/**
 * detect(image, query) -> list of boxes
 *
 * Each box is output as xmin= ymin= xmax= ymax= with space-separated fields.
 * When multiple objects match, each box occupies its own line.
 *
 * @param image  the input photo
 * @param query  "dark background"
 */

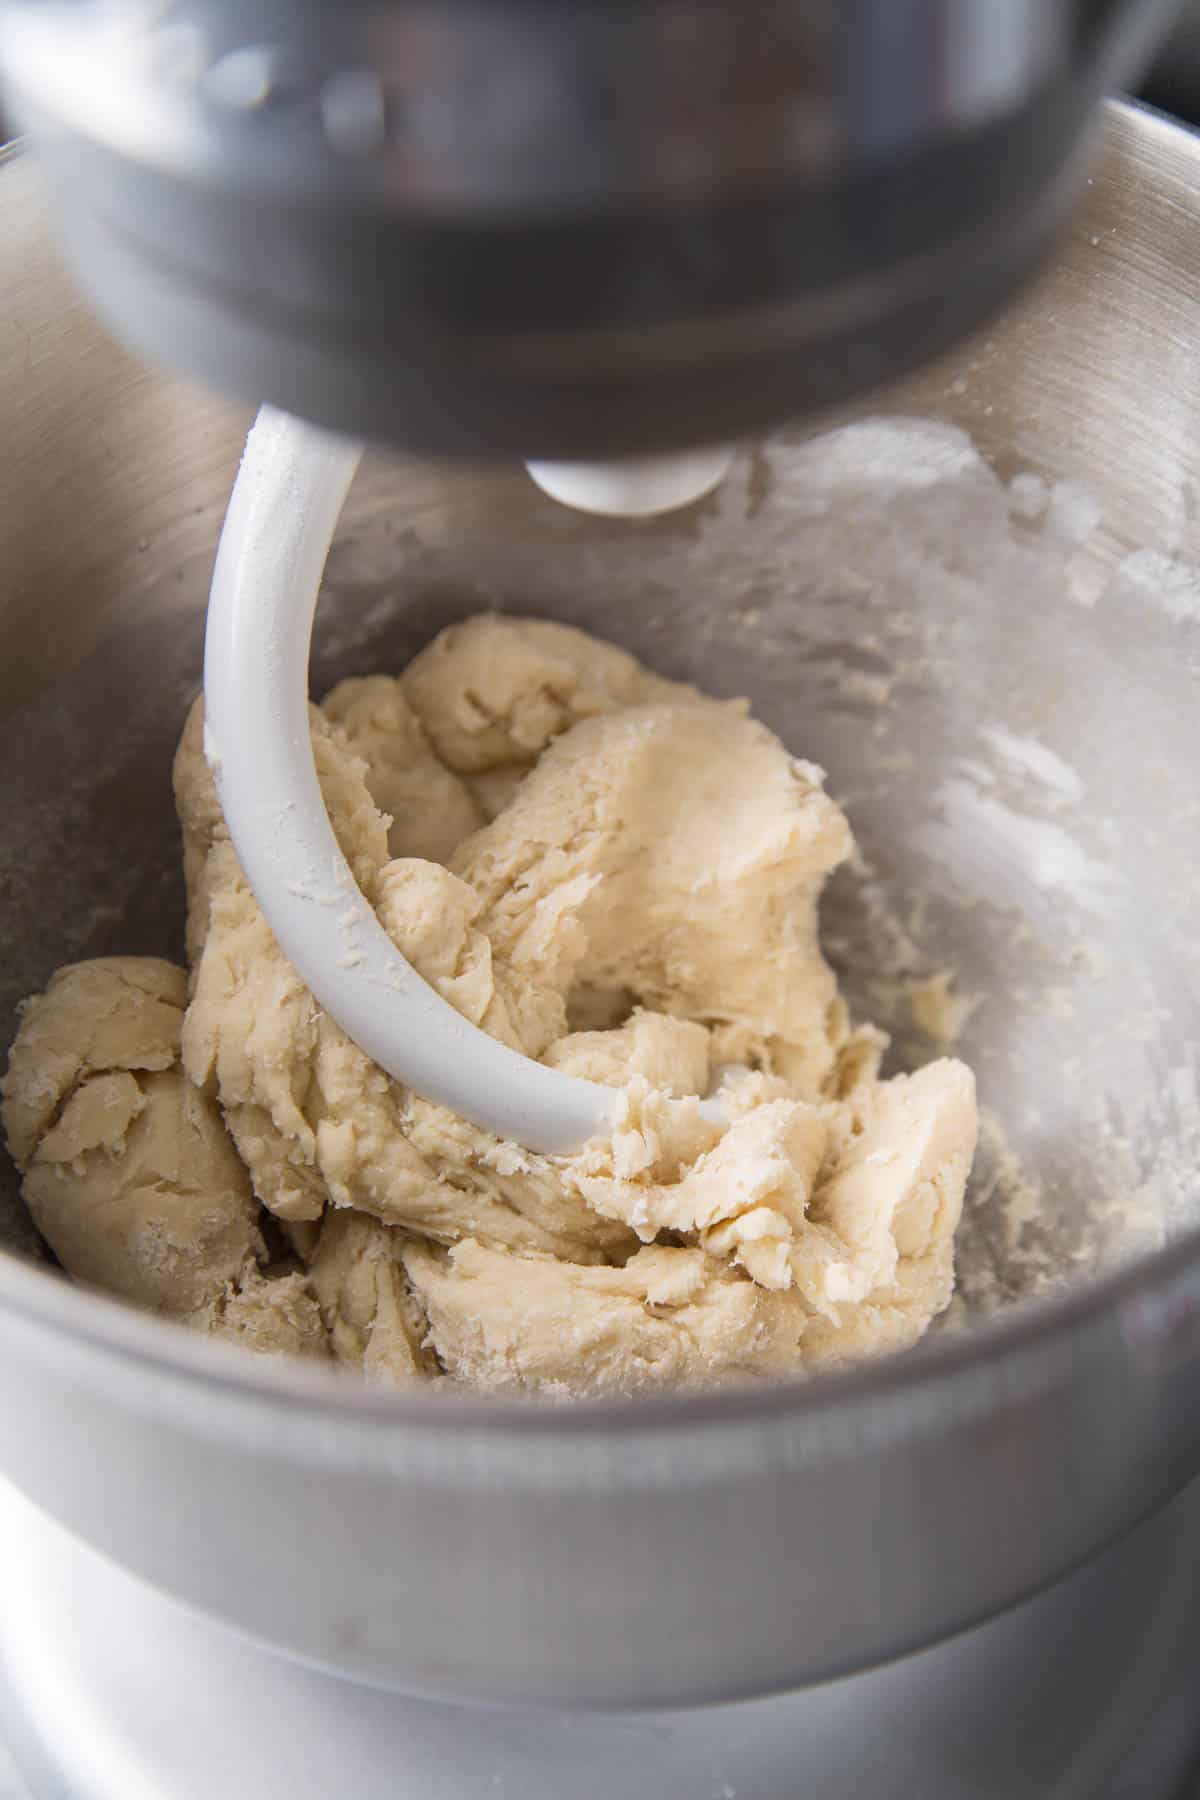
xmin=1142 ymin=7 xmax=1200 ymax=116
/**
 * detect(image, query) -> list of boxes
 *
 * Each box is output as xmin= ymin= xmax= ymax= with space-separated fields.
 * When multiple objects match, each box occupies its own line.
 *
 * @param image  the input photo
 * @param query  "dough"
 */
xmin=193 ymin=1268 xmax=330 ymax=1361
xmin=323 ymin=675 xmax=484 ymax=862
xmin=399 ymin=612 xmax=705 ymax=815
xmin=2 ymin=616 xmax=978 ymax=1395
xmin=449 ymin=700 xmax=856 ymax=1088
xmin=0 ymin=959 xmax=282 ymax=1323
xmin=307 ymin=1210 xmax=435 ymax=1382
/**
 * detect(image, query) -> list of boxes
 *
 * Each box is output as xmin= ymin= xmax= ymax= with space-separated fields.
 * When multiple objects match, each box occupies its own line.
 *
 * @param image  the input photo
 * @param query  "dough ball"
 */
xmin=22 ymin=1065 xmax=263 ymax=1316
xmin=2 ymin=958 xmax=186 ymax=1170
xmin=2 ymin=957 xmax=265 ymax=1316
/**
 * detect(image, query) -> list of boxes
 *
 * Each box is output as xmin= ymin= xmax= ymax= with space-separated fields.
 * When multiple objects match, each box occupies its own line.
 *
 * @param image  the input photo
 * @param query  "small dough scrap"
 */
xmin=401 ymin=1238 xmax=805 ymax=1398
xmin=322 ymin=674 xmax=484 ymax=863
xmin=194 ymin=1269 xmax=330 ymax=1360
xmin=308 ymin=1210 xmax=433 ymax=1383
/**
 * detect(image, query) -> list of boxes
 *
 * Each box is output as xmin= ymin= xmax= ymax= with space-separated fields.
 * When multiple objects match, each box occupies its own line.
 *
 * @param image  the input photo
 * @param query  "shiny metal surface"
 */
xmin=3 ymin=1472 xmax=1200 ymax=1798
xmin=0 ymin=1 xmax=1180 ymax=454
xmin=4 ymin=106 xmax=1200 ymax=1705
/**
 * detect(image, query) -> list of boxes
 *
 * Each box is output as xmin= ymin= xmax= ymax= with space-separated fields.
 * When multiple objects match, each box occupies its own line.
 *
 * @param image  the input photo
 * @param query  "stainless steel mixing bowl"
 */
xmin=4 ymin=102 xmax=1200 ymax=1708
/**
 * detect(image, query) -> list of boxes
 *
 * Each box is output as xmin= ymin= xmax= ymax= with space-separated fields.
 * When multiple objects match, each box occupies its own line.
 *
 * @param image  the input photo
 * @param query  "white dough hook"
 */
xmin=203 ymin=408 xmax=729 ymax=1153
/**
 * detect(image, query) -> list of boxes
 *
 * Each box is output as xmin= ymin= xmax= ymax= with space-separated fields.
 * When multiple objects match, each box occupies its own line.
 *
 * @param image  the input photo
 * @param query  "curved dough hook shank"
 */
xmin=1 ymin=616 xmax=978 ymax=1398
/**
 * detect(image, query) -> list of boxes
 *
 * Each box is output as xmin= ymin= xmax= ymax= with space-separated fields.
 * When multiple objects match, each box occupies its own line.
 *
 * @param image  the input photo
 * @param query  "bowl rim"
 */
xmin=2 ymin=98 xmax=1199 ymax=1453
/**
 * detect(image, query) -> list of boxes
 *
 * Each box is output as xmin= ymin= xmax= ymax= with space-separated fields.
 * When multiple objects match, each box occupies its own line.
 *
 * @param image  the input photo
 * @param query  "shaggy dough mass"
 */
xmin=1 ymin=616 xmax=978 ymax=1396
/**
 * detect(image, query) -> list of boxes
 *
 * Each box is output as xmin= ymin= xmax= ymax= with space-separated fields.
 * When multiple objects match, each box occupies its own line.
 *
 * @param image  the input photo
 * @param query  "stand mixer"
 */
xmin=0 ymin=0 xmax=1184 ymax=1150
xmin=7 ymin=5 xmax=1200 ymax=1798
xmin=4 ymin=0 xmax=1176 ymax=456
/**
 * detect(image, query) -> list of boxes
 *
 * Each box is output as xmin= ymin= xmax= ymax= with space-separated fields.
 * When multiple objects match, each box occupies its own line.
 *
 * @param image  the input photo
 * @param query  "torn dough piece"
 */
xmin=3 ymin=616 xmax=979 ymax=1396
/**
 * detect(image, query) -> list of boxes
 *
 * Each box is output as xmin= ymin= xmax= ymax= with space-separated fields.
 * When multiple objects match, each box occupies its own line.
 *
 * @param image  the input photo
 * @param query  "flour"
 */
xmin=728 ymin=414 xmax=1197 ymax=1321
xmin=1043 ymin=480 xmax=1104 ymax=548
xmin=1105 ymin=547 xmax=1200 ymax=622
xmin=917 ymin=780 xmax=1124 ymax=919
xmin=978 ymin=727 xmax=1086 ymax=810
